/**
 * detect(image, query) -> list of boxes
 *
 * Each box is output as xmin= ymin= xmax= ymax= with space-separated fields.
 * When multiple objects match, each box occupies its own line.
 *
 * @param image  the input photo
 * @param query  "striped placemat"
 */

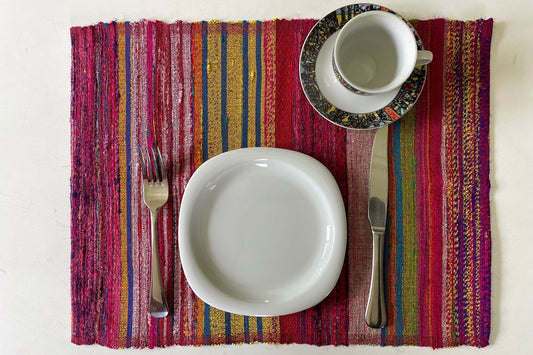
xmin=70 ymin=18 xmax=493 ymax=349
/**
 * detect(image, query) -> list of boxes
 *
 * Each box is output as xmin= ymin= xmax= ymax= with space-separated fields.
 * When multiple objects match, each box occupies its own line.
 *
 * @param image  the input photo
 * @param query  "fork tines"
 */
xmin=140 ymin=146 xmax=167 ymax=183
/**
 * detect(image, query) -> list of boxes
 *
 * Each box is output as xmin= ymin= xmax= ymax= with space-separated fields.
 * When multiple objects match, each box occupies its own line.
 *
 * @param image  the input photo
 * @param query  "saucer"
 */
xmin=299 ymin=3 xmax=427 ymax=129
xmin=178 ymin=148 xmax=347 ymax=316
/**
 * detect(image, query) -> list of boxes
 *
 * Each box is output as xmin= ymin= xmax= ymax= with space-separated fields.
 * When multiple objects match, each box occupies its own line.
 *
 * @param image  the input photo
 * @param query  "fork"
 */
xmin=141 ymin=146 xmax=169 ymax=318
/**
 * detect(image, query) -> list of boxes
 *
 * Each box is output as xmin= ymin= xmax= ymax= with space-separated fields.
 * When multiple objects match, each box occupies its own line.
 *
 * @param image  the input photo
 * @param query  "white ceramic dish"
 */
xmin=178 ymin=148 xmax=346 ymax=316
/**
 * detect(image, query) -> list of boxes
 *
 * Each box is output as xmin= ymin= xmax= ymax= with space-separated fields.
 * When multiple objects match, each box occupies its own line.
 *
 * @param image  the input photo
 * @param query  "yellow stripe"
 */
xmin=262 ymin=20 xmax=276 ymax=147
xmin=226 ymin=23 xmax=243 ymax=150
xmin=210 ymin=307 xmax=227 ymax=343
xmin=248 ymin=316 xmax=258 ymax=341
xmin=247 ymin=22 xmax=257 ymax=147
xmin=399 ymin=110 xmax=418 ymax=337
xmin=461 ymin=21 xmax=477 ymax=343
xmin=116 ymin=22 xmax=129 ymax=348
xmin=230 ymin=313 xmax=246 ymax=342
xmin=207 ymin=22 xmax=223 ymax=158
xmin=192 ymin=23 xmax=205 ymax=169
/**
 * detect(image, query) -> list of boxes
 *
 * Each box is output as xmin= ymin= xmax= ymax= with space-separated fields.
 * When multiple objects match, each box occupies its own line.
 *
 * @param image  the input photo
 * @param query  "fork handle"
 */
xmin=150 ymin=209 xmax=169 ymax=318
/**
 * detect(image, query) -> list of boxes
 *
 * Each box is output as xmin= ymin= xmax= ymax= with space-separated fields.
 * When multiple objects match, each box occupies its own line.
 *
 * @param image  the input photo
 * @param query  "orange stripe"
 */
xmin=247 ymin=22 xmax=258 ymax=147
xmin=116 ymin=22 xmax=129 ymax=348
xmin=262 ymin=20 xmax=276 ymax=147
xmin=461 ymin=20 xmax=477 ymax=344
xmin=190 ymin=22 xmax=206 ymax=345
xmin=443 ymin=20 xmax=462 ymax=345
xmin=192 ymin=22 xmax=205 ymax=169
xmin=206 ymin=21 xmax=223 ymax=158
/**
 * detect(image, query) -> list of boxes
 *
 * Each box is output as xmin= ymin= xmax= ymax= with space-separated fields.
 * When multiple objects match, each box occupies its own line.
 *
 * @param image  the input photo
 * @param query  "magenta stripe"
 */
xmin=94 ymin=24 xmax=105 ymax=345
xmin=181 ymin=22 xmax=197 ymax=346
xmin=425 ymin=19 xmax=446 ymax=348
xmin=129 ymin=22 xmax=142 ymax=346
xmin=476 ymin=20 xmax=492 ymax=347
xmin=169 ymin=21 xmax=183 ymax=343
xmin=146 ymin=21 xmax=155 ymax=148
xmin=134 ymin=21 xmax=152 ymax=348
xmin=413 ymin=20 xmax=433 ymax=346
xmin=141 ymin=21 xmax=153 ymax=347
xmin=71 ymin=25 xmax=98 ymax=345
xmin=414 ymin=98 xmax=430 ymax=346
xmin=154 ymin=20 xmax=172 ymax=347
xmin=103 ymin=22 xmax=121 ymax=348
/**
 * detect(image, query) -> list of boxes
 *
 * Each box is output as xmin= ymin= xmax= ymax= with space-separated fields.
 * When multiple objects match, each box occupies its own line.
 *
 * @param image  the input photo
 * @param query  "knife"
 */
xmin=365 ymin=125 xmax=388 ymax=329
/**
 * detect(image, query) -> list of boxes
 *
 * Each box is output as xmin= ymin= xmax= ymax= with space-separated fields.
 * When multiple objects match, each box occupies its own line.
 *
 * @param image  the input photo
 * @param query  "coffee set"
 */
xmin=300 ymin=3 xmax=432 ymax=129
xmin=163 ymin=3 xmax=433 ymax=328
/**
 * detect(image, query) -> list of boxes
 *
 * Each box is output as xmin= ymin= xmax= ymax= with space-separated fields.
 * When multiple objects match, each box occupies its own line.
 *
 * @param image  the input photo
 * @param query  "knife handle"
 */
xmin=365 ymin=230 xmax=386 ymax=328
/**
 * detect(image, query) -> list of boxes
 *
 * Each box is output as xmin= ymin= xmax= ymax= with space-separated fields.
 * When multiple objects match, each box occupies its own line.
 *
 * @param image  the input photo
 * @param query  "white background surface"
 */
xmin=1 ymin=0 xmax=531 ymax=354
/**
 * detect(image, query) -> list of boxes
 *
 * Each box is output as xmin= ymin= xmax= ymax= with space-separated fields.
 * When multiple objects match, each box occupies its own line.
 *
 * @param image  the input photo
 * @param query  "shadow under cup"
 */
xmin=333 ymin=11 xmax=420 ymax=95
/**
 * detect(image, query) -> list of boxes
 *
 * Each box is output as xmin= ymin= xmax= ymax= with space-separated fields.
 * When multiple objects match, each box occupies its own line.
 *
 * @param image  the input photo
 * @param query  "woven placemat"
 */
xmin=70 ymin=18 xmax=493 ymax=348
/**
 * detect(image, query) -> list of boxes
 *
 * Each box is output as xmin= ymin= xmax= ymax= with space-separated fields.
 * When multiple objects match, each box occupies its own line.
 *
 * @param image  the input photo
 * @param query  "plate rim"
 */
xmin=299 ymin=3 xmax=428 ymax=129
xmin=178 ymin=147 xmax=347 ymax=316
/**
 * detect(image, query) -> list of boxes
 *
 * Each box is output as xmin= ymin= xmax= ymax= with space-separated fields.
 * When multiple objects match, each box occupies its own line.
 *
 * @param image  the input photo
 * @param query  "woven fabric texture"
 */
xmin=70 ymin=18 xmax=493 ymax=348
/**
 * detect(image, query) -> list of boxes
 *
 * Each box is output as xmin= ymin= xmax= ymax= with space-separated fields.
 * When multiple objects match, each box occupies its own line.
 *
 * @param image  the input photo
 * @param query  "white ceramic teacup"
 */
xmin=333 ymin=10 xmax=433 ymax=95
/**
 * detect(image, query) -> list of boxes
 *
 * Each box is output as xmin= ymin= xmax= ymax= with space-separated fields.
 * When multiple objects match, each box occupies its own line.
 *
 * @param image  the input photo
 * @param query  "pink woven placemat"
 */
xmin=70 ymin=17 xmax=493 ymax=348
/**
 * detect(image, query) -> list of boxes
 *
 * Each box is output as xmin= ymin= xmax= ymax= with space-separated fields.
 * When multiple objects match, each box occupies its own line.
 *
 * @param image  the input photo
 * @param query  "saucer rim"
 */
xmin=299 ymin=3 xmax=428 ymax=130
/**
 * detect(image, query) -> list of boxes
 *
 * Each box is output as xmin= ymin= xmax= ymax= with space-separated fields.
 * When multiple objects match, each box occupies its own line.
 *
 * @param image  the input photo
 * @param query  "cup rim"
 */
xmin=333 ymin=10 xmax=418 ymax=95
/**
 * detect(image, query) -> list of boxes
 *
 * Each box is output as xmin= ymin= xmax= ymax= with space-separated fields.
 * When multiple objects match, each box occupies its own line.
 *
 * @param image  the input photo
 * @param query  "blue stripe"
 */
xmin=225 ymin=312 xmax=232 ymax=342
xmin=255 ymin=22 xmax=262 ymax=147
xmin=244 ymin=316 xmax=250 ymax=343
xmin=257 ymin=317 xmax=263 ymax=342
xmin=200 ymin=22 xmax=212 ymax=341
xmin=392 ymin=122 xmax=404 ymax=340
xmin=221 ymin=23 xmax=231 ymax=342
xmin=221 ymin=23 xmax=228 ymax=152
xmin=201 ymin=21 xmax=209 ymax=162
xmin=125 ymin=22 xmax=134 ymax=345
xmin=204 ymin=303 xmax=211 ymax=341
xmin=241 ymin=21 xmax=249 ymax=148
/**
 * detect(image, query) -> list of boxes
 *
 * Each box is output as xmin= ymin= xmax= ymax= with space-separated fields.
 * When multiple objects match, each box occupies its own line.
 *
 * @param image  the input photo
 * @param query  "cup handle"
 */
xmin=416 ymin=50 xmax=433 ymax=66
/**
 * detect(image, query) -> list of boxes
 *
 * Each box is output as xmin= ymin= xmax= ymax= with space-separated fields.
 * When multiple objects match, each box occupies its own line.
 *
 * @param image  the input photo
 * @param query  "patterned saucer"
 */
xmin=299 ymin=3 xmax=427 ymax=129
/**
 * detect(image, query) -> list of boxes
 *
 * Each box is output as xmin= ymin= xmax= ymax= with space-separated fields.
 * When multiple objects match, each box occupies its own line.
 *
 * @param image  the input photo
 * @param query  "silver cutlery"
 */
xmin=141 ymin=147 xmax=170 ymax=318
xmin=365 ymin=125 xmax=388 ymax=328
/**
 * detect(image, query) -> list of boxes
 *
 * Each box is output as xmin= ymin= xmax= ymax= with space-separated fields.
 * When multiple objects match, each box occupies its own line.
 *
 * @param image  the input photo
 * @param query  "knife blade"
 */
xmin=365 ymin=125 xmax=388 ymax=329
